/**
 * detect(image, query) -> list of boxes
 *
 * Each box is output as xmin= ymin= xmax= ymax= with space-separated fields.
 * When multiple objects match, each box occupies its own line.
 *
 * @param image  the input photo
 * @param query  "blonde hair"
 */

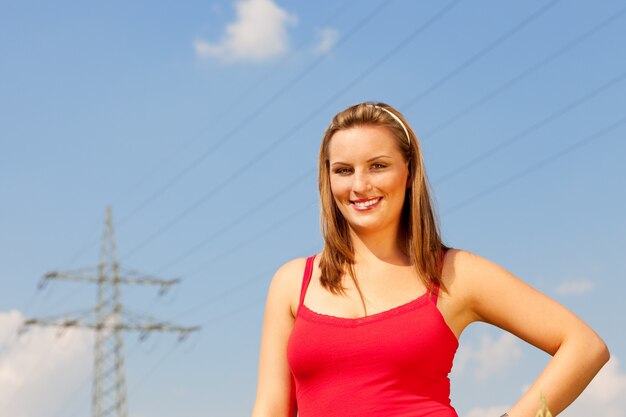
xmin=318 ymin=102 xmax=446 ymax=303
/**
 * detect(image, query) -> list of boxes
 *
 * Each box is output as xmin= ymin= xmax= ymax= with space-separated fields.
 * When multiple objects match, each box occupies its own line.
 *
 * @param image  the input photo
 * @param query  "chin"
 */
xmin=348 ymin=221 xmax=391 ymax=236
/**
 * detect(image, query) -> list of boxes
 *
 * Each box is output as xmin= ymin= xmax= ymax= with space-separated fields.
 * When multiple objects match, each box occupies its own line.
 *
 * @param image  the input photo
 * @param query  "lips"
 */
xmin=351 ymin=197 xmax=382 ymax=210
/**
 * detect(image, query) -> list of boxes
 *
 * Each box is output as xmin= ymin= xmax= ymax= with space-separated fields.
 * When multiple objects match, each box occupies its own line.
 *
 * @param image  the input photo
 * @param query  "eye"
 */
xmin=371 ymin=163 xmax=387 ymax=170
xmin=333 ymin=167 xmax=353 ymax=175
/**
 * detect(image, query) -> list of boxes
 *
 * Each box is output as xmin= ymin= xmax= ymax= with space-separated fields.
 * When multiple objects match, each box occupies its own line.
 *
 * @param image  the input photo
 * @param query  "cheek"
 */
xmin=380 ymin=172 xmax=407 ymax=192
xmin=329 ymin=176 xmax=350 ymax=199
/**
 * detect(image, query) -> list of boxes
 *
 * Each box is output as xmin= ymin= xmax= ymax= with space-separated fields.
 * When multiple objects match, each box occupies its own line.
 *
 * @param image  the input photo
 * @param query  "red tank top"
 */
xmin=287 ymin=255 xmax=459 ymax=417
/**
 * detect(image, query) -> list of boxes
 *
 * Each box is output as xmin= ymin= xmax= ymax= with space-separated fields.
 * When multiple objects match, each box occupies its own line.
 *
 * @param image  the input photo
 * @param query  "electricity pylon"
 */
xmin=21 ymin=207 xmax=200 ymax=417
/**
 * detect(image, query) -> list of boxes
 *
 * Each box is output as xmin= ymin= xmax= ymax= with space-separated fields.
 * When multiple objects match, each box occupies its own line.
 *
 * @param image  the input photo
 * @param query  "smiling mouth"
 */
xmin=351 ymin=197 xmax=382 ymax=210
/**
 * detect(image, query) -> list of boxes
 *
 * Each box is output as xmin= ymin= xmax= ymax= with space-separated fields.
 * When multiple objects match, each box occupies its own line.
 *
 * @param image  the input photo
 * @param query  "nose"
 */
xmin=352 ymin=171 xmax=372 ymax=194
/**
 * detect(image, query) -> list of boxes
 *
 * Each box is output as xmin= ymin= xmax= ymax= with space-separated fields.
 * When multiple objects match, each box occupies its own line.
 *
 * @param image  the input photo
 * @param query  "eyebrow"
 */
xmin=330 ymin=155 xmax=393 ymax=167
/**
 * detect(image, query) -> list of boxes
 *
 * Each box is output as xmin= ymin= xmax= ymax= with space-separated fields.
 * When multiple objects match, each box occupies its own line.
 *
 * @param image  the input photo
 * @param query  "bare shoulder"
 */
xmin=442 ymin=248 xmax=517 ymax=296
xmin=270 ymin=257 xmax=309 ymax=291
xmin=440 ymin=248 xmax=488 ymax=297
xmin=443 ymin=248 xmax=598 ymax=354
xmin=440 ymin=248 xmax=534 ymax=328
xmin=266 ymin=257 xmax=310 ymax=318
xmin=437 ymin=249 xmax=491 ymax=333
xmin=443 ymin=248 xmax=498 ymax=275
xmin=443 ymin=249 xmax=529 ymax=300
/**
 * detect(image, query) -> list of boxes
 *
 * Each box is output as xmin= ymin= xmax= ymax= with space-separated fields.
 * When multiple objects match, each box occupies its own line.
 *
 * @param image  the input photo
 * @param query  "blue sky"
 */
xmin=1 ymin=0 xmax=625 ymax=416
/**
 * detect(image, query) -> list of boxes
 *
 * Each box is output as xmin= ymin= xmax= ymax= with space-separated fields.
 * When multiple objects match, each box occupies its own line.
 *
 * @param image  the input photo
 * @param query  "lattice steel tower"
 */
xmin=22 ymin=207 xmax=199 ymax=417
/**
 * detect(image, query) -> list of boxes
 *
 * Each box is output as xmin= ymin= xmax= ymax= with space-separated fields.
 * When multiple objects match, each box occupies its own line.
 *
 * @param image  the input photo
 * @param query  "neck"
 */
xmin=349 ymin=227 xmax=409 ymax=266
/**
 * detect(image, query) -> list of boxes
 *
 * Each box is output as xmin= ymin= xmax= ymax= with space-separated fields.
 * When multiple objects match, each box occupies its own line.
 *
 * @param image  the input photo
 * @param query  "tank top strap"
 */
xmin=298 ymin=255 xmax=316 ymax=307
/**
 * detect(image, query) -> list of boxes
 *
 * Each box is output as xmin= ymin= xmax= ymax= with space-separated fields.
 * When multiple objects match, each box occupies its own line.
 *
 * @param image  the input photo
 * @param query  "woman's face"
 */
xmin=328 ymin=125 xmax=409 ymax=237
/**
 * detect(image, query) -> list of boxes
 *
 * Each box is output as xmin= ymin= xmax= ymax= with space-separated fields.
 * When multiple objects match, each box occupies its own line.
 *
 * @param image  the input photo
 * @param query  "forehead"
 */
xmin=327 ymin=125 xmax=403 ymax=161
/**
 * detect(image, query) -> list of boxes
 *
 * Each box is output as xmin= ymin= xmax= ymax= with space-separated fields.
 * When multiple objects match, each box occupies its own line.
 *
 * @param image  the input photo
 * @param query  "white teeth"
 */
xmin=353 ymin=198 xmax=380 ymax=208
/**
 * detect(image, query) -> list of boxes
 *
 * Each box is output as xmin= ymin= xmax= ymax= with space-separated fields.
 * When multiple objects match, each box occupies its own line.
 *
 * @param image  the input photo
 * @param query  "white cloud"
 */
xmin=194 ymin=0 xmax=297 ymax=63
xmin=555 ymin=278 xmax=594 ymax=296
xmin=0 ymin=310 xmax=92 ymax=417
xmin=453 ymin=332 xmax=523 ymax=381
xmin=313 ymin=27 xmax=339 ymax=54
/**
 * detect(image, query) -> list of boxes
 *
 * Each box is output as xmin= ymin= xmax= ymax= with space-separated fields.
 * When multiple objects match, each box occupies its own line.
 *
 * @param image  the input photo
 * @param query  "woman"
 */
xmin=251 ymin=102 xmax=609 ymax=417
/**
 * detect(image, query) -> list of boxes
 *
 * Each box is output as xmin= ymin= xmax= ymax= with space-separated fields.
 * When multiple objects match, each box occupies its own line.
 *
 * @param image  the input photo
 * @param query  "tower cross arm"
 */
xmin=43 ymin=271 xmax=180 ymax=287
xmin=20 ymin=316 xmax=89 ymax=334
xmin=21 ymin=317 xmax=200 ymax=336
xmin=120 ymin=323 xmax=201 ymax=335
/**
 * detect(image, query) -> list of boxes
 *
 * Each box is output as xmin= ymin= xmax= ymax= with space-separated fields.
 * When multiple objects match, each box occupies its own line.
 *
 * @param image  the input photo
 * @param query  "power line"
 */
xmin=124 ymin=0 xmax=596 ymax=277
xmin=160 ymin=64 xmax=626 ymax=322
xmin=164 ymin=114 xmax=626 ymax=327
xmin=171 ymin=270 xmax=272 ymax=320
xmin=401 ymin=0 xmax=563 ymax=111
xmin=139 ymin=2 xmax=626 ymax=283
xmin=422 ymin=5 xmax=626 ymax=139
xmin=173 ymin=242 xmax=321 ymax=321
xmin=114 ymin=0 xmax=355 ymax=204
xmin=152 ymin=168 xmax=316 ymax=275
xmin=130 ymin=201 xmax=316 ymax=320
xmin=131 ymin=0 xmax=564 ymax=274
xmin=56 ymin=0 xmax=376 ymax=271
xmin=64 ymin=7 xmax=622 ymax=327
xmin=170 ymin=111 xmax=626 ymax=323
xmin=38 ymin=3 xmax=621 ymax=319
xmin=433 ymin=69 xmax=626 ymax=185
xmin=114 ymin=0 xmax=394 ymax=230
xmin=125 ymin=0 xmax=611 ymax=289
xmin=120 ymin=0 xmax=462 ymax=262
xmin=442 ymin=114 xmax=626 ymax=215
xmin=51 ymin=0 xmax=559 ymax=271
xmin=179 ymin=201 xmax=318 ymax=279
xmin=140 ymin=204 xmax=317 ymax=318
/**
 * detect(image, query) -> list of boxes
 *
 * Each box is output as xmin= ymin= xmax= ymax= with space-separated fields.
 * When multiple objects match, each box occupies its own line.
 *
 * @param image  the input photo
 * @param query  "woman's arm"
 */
xmin=251 ymin=259 xmax=304 ymax=417
xmin=455 ymin=250 xmax=609 ymax=416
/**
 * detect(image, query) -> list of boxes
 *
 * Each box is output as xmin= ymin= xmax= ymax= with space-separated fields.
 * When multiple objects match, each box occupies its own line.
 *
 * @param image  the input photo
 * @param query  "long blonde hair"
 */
xmin=318 ymin=102 xmax=446 ymax=302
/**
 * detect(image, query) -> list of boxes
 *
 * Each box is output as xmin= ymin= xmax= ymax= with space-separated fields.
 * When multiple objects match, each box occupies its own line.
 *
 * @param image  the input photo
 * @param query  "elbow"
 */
xmin=563 ymin=327 xmax=610 ymax=370
xmin=598 ymin=338 xmax=610 ymax=365
xmin=587 ymin=331 xmax=610 ymax=369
